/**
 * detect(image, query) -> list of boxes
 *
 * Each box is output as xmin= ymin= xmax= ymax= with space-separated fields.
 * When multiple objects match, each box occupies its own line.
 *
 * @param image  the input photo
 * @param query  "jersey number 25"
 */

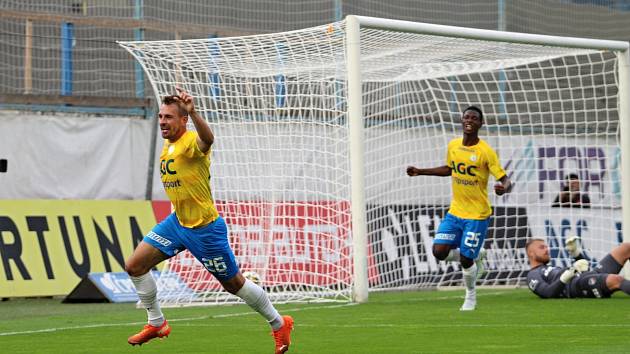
xmin=463 ymin=232 xmax=481 ymax=248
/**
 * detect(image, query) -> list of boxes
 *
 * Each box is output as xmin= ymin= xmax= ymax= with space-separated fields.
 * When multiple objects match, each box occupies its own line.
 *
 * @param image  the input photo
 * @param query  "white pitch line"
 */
xmin=0 ymin=302 xmax=357 ymax=337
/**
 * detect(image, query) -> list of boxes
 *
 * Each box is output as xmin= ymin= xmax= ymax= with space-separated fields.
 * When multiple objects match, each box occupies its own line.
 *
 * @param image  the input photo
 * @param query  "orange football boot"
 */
xmin=128 ymin=320 xmax=171 ymax=346
xmin=272 ymin=315 xmax=294 ymax=354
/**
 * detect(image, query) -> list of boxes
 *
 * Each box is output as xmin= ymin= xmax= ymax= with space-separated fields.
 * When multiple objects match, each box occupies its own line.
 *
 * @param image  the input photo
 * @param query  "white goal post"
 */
xmin=120 ymin=15 xmax=629 ymax=306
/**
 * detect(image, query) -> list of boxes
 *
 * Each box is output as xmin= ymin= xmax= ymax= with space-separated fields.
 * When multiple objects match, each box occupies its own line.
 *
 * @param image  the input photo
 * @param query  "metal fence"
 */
xmin=1 ymin=0 xmax=629 ymax=113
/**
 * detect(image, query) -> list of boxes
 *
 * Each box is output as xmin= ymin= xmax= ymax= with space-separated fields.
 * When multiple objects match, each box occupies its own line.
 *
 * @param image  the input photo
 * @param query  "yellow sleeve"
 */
xmin=186 ymin=132 xmax=210 ymax=158
xmin=486 ymin=146 xmax=506 ymax=180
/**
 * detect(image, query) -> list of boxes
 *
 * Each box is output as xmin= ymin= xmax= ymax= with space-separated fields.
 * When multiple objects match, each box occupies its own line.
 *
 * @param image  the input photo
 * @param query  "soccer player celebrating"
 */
xmin=406 ymin=106 xmax=512 ymax=311
xmin=125 ymin=88 xmax=294 ymax=354
xmin=526 ymin=237 xmax=630 ymax=299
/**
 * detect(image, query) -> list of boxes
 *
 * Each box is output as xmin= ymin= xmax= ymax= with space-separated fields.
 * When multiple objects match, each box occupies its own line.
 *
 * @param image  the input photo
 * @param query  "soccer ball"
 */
xmin=242 ymin=271 xmax=262 ymax=285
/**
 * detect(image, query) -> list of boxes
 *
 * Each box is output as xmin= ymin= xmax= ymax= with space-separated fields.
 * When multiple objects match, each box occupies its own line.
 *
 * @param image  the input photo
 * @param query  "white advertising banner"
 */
xmin=490 ymin=134 xmax=621 ymax=208
xmin=0 ymin=112 xmax=152 ymax=199
xmin=0 ymin=116 xmax=623 ymax=211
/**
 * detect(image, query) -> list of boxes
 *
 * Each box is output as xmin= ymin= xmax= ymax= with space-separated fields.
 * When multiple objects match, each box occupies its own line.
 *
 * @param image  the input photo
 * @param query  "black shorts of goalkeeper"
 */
xmin=567 ymin=271 xmax=612 ymax=298
xmin=566 ymin=254 xmax=623 ymax=298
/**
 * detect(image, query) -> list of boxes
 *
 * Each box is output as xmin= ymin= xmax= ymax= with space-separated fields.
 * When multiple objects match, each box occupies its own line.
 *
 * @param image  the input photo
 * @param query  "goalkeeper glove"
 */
xmin=572 ymin=259 xmax=589 ymax=273
xmin=565 ymin=236 xmax=583 ymax=258
xmin=560 ymin=259 xmax=590 ymax=284
xmin=560 ymin=268 xmax=577 ymax=284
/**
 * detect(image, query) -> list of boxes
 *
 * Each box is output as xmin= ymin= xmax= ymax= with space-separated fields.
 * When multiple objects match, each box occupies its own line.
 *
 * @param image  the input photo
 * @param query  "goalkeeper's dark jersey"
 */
xmin=527 ymin=264 xmax=569 ymax=298
xmin=528 ymin=260 xmax=616 ymax=299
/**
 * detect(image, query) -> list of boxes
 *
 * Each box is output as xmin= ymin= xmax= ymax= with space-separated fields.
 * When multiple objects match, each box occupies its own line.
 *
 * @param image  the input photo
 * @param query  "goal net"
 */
xmin=120 ymin=16 xmax=629 ymax=306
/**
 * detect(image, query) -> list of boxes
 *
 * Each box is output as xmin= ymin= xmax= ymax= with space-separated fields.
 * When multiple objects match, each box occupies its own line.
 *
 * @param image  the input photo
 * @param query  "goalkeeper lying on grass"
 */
xmin=526 ymin=237 xmax=630 ymax=298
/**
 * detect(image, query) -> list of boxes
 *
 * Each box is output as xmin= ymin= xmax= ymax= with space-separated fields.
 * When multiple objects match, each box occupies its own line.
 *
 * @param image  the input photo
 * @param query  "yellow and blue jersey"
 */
xmin=445 ymin=138 xmax=506 ymax=220
xmin=159 ymin=130 xmax=219 ymax=228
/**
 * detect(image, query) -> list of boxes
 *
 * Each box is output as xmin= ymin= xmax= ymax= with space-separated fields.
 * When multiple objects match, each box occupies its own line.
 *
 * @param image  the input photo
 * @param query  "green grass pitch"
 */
xmin=1 ymin=289 xmax=629 ymax=353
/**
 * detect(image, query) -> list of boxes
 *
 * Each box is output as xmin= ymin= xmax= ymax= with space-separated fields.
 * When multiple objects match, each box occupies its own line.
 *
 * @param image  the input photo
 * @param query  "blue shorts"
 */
xmin=144 ymin=213 xmax=239 ymax=281
xmin=434 ymin=213 xmax=490 ymax=259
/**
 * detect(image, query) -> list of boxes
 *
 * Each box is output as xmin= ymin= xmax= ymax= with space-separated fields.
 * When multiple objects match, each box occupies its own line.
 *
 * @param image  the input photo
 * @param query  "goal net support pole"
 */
xmin=618 ymin=49 xmax=630 ymax=278
xmin=346 ymin=16 xmax=369 ymax=303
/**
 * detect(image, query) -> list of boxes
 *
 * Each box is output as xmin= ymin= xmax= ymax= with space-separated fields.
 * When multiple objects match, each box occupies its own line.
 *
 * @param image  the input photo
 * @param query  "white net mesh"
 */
xmin=119 ymin=18 xmax=625 ymax=305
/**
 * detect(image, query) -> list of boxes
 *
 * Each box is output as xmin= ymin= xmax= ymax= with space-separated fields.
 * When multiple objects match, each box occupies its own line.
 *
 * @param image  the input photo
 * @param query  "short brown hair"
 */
xmin=161 ymin=95 xmax=188 ymax=117
xmin=525 ymin=238 xmax=545 ymax=252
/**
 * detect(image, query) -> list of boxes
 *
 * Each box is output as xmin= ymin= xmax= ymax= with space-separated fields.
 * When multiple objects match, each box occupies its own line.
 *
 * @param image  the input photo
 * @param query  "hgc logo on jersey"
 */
xmin=160 ymin=159 xmax=177 ymax=175
xmin=450 ymin=161 xmax=477 ymax=176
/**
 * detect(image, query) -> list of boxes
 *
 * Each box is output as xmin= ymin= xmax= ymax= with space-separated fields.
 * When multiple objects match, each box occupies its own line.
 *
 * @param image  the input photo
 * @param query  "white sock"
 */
xmin=445 ymin=249 xmax=460 ymax=262
xmin=130 ymin=273 xmax=164 ymax=327
xmin=236 ymin=279 xmax=283 ymax=330
xmin=462 ymin=263 xmax=478 ymax=295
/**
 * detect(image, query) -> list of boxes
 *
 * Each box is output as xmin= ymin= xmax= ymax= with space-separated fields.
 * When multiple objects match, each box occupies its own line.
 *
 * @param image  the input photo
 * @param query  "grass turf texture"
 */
xmin=1 ymin=289 xmax=629 ymax=353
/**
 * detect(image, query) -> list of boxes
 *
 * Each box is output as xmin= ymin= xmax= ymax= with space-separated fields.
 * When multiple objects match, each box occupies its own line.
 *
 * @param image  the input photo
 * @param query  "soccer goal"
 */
xmin=120 ymin=16 xmax=629 ymax=307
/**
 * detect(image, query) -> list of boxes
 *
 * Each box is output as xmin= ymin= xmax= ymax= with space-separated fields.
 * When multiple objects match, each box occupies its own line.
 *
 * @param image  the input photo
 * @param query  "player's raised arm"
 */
xmin=175 ymin=87 xmax=214 ymax=153
xmin=406 ymin=165 xmax=452 ymax=177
